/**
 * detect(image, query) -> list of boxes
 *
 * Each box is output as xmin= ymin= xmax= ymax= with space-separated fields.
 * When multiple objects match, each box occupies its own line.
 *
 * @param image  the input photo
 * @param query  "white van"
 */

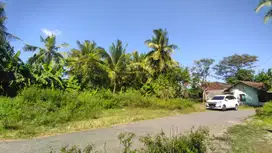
xmin=206 ymin=95 xmax=239 ymax=111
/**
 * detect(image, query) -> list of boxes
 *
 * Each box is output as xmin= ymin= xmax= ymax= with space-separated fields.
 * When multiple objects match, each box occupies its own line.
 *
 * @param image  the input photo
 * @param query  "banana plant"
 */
xmin=31 ymin=62 xmax=65 ymax=89
xmin=7 ymin=51 xmax=31 ymax=87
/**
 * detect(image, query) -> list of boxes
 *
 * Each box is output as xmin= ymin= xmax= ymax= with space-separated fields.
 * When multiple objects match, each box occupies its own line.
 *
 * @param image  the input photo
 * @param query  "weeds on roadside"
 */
xmin=54 ymin=127 xmax=209 ymax=153
xmin=49 ymin=145 xmax=98 ymax=153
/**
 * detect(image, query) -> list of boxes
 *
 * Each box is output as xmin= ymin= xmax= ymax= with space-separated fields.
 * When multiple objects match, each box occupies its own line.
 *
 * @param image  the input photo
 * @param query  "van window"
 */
xmin=226 ymin=96 xmax=236 ymax=100
xmin=211 ymin=96 xmax=225 ymax=100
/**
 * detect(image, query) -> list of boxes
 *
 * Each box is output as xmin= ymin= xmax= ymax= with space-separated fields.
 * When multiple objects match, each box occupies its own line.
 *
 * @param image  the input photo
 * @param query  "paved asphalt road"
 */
xmin=0 ymin=110 xmax=255 ymax=153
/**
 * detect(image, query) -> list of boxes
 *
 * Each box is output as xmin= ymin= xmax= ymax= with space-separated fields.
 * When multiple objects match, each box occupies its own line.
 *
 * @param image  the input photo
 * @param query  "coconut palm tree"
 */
xmin=68 ymin=40 xmax=104 ymax=67
xmin=23 ymin=35 xmax=69 ymax=66
xmin=145 ymin=29 xmax=179 ymax=75
xmin=67 ymin=40 xmax=107 ymax=89
xmin=255 ymin=0 xmax=272 ymax=23
xmin=99 ymin=39 xmax=127 ymax=93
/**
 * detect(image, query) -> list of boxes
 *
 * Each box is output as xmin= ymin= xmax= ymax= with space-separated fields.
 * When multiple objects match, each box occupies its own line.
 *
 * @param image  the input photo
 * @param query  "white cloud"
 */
xmin=41 ymin=28 xmax=62 ymax=36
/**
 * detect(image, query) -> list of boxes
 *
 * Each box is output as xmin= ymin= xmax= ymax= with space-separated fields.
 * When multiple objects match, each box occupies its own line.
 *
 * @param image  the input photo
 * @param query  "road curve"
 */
xmin=0 ymin=110 xmax=255 ymax=153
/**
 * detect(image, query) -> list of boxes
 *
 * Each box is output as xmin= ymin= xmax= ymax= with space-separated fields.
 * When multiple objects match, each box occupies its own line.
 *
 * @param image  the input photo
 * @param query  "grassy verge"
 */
xmin=0 ymin=104 xmax=205 ymax=140
xmin=212 ymin=102 xmax=272 ymax=153
xmin=214 ymin=122 xmax=272 ymax=153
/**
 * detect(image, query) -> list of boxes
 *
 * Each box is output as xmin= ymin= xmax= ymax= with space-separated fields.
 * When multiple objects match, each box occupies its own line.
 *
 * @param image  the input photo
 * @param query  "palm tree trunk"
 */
xmin=113 ymin=80 xmax=116 ymax=94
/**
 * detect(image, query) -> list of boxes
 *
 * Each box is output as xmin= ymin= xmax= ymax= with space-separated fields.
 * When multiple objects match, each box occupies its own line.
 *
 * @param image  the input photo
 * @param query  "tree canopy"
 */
xmin=0 ymin=3 xmax=270 ymax=100
xmin=213 ymin=54 xmax=258 ymax=82
xmin=255 ymin=68 xmax=272 ymax=90
xmin=145 ymin=29 xmax=179 ymax=76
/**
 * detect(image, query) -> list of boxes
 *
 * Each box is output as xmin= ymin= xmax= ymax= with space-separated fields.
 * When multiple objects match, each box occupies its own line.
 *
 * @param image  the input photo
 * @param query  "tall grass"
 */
xmin=0 ymin=87 xmax=195 ymax=138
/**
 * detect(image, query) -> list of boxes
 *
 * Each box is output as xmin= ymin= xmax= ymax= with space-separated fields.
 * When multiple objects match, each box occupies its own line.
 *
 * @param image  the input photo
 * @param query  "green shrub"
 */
xmin=53 ymin=127 xmax=209 ymax=153
xmin=140 ymin=77 xmax=176 ymax=100
xmin=0 ymin=87 xmax=194 ymax=137
xmin=138 ymin=128 xmax=209 ymax=153
xmin=116 ymin=89 xmax=152 ymax=108
xmin=79 ymin=89 xmax=117 ymax=109
xmin=111 ymin=89 xmax=193 ymax=110
xmin=0 ymin=97 xmax=23 ymax=130
xmin=0 ymin=87 xmax=101 ymax=133
xmin=256 ymin=101 xmax=272 ymax=117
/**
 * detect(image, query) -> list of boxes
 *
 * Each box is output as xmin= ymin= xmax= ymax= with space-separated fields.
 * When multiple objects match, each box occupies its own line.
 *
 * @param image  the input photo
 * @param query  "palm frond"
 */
xmin=4 ymin=32 xmax=21 ymax=40
xmin=40 ymin=36 xmax=45 ymax=43
xmin=144 ymin=39 xmax=152 ymax=46
xmin=255 ymin=0 xmax=272 ymax=12
xmin=57 ymin=43 xmax=69 ymax=48
xmin=23 ymin=44 xmax=40 ymax=52
xmin=147 ymin=42 xmax=159 ymax=49
xmin=152 ymin=50 xmax=161 ymax=60
xmin=76 ymin=40 xmax=83 ymax=50
xmin=109 ymin=40 xmax=124 ymax=65
xmin=264 ymin=9 xmax=272 ymax=23
xmin=115 ymin=54 xmax=127 ymax=71
xmin=13 ymin=51 xmax=21 ymax=60
xmin=99 ymin=49 xmax=112 ymax=63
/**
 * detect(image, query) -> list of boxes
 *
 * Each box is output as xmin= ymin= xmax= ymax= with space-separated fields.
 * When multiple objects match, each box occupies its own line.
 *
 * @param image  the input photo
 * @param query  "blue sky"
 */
xmin=4 ymin=0 xmax=272 ymax=77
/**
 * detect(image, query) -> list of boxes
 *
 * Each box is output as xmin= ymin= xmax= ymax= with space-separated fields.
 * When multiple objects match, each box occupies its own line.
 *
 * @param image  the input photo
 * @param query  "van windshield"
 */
xmin=211 ymin=96 xmax=225 ymax=100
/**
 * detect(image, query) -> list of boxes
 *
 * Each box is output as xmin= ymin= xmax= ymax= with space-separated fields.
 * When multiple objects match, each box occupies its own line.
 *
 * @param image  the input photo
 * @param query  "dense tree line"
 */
xmin=0 ymin=3 xmax=271 ymax=98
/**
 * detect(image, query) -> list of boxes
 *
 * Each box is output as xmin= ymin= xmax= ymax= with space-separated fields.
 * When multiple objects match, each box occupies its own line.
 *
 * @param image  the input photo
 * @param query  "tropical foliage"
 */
xmin=23 ymin=35 xmax=68 ymax=65
xmin=255 ymin=68 xmax=272 ymax=90
xmin=144 ymin=29 xmax=179 ymax=76
xmin=99 ymin=40 xmax=128 ymax=93
xmin=0 ymin=3 xmax=30 ymax=96
xmin=0 ymin=3 xmax=271 ymax=99
xmin=67 ymin=40 xmax=107 ymax=89
xmin=1 ymin=1 xmax=272 ymax=140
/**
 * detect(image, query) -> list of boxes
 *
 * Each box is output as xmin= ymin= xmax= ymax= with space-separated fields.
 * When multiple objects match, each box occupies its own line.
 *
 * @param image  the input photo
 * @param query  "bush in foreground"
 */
xmin=256 ymin=101 xmax=272 ymax=117
xmin=52 ymin=127 xmax=209 ymax=153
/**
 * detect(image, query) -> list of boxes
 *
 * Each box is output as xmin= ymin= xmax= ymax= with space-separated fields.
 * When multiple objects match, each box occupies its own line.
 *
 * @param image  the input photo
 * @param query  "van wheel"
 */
xmin=234 ymin=104 xmax=238 ymax=111
xmin=222 ymin=105 xmax=227 ymax=111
